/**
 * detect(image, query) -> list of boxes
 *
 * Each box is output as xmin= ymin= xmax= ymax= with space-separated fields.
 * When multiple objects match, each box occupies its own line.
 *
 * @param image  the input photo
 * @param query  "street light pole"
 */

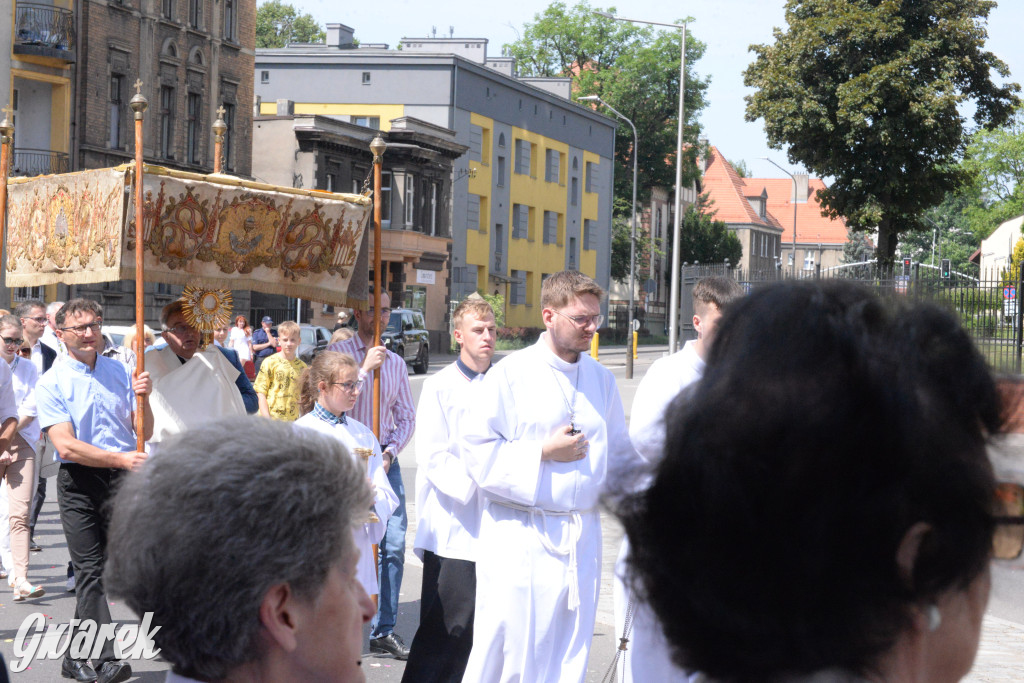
xmin=595 ymin=10 xmax=686 ymax=352
xmin=760 ymin=157 xmax=798 ymax=275
xmin=579 ymin=95 xmax=638 ymax=378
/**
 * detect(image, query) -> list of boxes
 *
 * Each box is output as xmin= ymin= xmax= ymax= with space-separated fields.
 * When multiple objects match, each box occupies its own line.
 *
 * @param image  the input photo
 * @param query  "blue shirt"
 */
xmin=36 ymin=354 xmax=137 ymax=463
xmin=252 ymin=328 xmax=275 ymax=359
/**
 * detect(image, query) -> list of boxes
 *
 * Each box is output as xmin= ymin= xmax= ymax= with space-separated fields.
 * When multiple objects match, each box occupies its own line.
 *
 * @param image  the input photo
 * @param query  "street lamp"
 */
xmin=759 ymin=157 xmax=798 ymax=275
xmin=579 ymin=94 xmax=639 ymax=379
xmin=595 ymin=10 xmax=687 ymax=352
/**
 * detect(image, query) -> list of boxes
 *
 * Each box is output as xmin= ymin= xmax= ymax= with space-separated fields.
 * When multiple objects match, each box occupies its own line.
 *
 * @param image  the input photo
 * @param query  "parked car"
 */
xmin=297 ymin=323 xmax=332 ymax=364
xmin=102 ymin=324 xmax=163 ymax=351
xmin=381 ymin=308 xmax=430 ymax=374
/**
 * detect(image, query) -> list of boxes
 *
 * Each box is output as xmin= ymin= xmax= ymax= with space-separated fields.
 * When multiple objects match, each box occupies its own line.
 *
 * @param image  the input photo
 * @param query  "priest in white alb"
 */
xmin=460 ymin=270 xmax=641 ymax=683
xmin=146 ymin=297 xmax=258 ymax=445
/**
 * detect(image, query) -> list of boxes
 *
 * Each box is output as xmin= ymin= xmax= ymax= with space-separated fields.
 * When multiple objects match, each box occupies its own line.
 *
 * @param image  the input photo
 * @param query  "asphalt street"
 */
xmin=0 ymin=343 xmax=1022 ymax=681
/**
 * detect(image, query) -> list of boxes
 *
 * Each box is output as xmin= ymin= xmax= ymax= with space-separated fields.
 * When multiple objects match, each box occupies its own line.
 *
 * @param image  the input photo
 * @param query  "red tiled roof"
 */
xmin=700 ymin=146 xmax=782 ymax=229
xmin=746 ymin=177 xmax=848 ymax=245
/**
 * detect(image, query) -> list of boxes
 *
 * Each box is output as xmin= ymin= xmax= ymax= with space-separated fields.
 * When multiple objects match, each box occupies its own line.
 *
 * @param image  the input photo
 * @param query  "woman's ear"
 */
xmin=896 ymin=521 xmax=933 ymax=589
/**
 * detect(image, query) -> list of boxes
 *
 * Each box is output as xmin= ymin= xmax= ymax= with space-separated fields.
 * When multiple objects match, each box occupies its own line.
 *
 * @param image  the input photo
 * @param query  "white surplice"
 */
xmin=294 ymin=412 xmax=398 ymax=594
xmin=615 ymin=340 xmax=704 ymax=683
xmin=460 ymin=334 xmax=640 ymax=683
xmin=145 ymin=346 xmax=246 ymax=444
xmin=413 ymin=360 xmax=486 ymax=563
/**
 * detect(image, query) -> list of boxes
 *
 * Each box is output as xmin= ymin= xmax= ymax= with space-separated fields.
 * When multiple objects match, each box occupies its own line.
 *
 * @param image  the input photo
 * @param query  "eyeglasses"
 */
xmin=166 ymin=324 xmax=198 ymax=336
xmin=330 ymin=380 xmax=364 ymax=393
xmin=553 ymin=310 xmax=604 ymax=329
xmin=60 ymin=321 xmax=102 ymax=335
xmin=994 ymin=482 xmax=1024 ymax=560
xmin=21 ymin=316 xmax=46 ymax=324
xmin=18 ymin=348 xmax=30 ymax=358
xmin=367 ymin=308 xmax=392 ymax=316
xmin=1 ymin=336 xmax=24 ymax=347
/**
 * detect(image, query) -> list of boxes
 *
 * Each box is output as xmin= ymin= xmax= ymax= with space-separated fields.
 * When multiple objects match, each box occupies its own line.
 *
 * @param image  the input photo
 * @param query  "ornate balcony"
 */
xmin=12 ymin=149 xmax=71 ymax=177
xmin=13 ymin=3 xmax=76 ymax=62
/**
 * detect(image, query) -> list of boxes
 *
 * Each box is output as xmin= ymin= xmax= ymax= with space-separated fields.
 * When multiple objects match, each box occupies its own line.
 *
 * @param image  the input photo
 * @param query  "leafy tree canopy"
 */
xmin=507 ymin=1 xmax=710 ymax=203
xmin=960 ymin=103 xmax=1024 ymax=240
xmin=897 ymin=192 xmax=981 ymax=278
xmin=256 ymin=0 xmax=325 ymax=48
xmin=744 ymin=0 xmax=1019 ymax=266
xmin=680 ymin=193 xmax=743 ymax=265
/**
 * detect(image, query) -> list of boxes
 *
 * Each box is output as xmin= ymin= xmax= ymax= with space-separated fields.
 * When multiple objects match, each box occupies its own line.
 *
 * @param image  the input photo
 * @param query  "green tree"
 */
xmin=256 ymin=0 xmax=325 ymax=48
xmin=961 ymin=104 xmax=1024 ymax=240
xmin=507 ymin=1 xmax=709 ymax=201
xmin=744 ymin=0 xmax=1019 ymax=267
xmin=678 ymin=194 xmax=743 ymax=265
xmin=730 ymin=158 xmax=751 ymax=179
xmin=897 ymin=193 xmax=981 ymax=277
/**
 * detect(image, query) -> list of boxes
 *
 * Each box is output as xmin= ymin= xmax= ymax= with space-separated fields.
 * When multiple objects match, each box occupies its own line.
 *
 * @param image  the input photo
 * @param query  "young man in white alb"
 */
xmin=615 ymin=276 xmax=745 ymax=682
xmin=403 ymin=296 xmax=496 ymax=682
xmin=460 ymin=270 xmax=641 ymax=683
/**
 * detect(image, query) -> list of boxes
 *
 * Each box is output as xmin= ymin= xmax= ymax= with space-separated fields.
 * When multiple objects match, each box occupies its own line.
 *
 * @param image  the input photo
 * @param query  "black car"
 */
xmin=382 ymin=308 xmax=430 ymax=374
xmin=297 ymin=324 xmax=332 ymax=363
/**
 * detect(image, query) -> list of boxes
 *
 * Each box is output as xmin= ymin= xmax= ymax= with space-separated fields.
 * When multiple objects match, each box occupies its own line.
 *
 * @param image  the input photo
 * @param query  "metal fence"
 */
xmin=657 ymin=262 xmax=1024 ymax=374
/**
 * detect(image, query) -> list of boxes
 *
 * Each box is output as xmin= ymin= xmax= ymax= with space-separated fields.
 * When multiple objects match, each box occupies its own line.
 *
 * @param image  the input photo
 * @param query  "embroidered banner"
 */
xmin=5 ymin=166 xmax=371 ymax=307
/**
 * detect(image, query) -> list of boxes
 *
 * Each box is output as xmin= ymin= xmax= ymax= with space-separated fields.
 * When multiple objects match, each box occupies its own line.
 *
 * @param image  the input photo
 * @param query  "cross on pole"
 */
xmin=134 ymin=79 xmax=144 ymax=96
xmin=216 ymin=105 xmax=226 ymax=119
xmin=0 ymin=104 xmax=13 ymax=120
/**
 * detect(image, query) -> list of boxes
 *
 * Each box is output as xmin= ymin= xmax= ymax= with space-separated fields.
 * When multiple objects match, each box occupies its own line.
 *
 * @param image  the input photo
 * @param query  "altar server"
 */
xmin=403 ymin=295 xmax=496 ymax=682
xmin=460 ymin=270 xmax=641 ymax=683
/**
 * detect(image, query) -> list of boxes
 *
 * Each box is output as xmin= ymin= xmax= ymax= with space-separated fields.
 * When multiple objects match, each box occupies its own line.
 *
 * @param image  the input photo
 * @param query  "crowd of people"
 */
xmin=3 ymin=269 xmax=1024 ymax=683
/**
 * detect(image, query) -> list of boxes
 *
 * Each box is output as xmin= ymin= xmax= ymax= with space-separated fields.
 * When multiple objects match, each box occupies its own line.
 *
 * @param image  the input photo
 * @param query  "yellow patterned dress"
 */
xmin=253 ymin=354 xmax=307 ymax=421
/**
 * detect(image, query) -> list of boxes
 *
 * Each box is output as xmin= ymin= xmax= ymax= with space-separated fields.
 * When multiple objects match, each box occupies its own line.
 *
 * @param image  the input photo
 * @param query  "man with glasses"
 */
xmin=459 ymin=270 xmax=640 ymax=683
xmin=145 ymin=299 xmax=257 ymax=446
xmin=35 ymin=299 xmax=152 ymax=683
xmin=327 ymin=290 xmax=416 ymax=660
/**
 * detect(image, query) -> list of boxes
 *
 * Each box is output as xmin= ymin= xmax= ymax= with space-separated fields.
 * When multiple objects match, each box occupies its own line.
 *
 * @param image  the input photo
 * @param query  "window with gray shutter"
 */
xmin=545 ymin=149 xmax=559 ymax=183
xmin=515 ymin=139 xmax=531 ymax=175
xmin=467 ymin=194 xmax=480 ymax=230
xmin=469 ymin=125 xmax=483 ymax=162
xmin=543 ymin=211 xmax=557 ymax=244
xmin=512 ymin=204 xmax=529 ymax=238
xmin=585 ymin=161 xmax=596 ymax=192
xmin=583 ymin=219 xmax=594 ymax=250
xmin=510 ymin=270 xmax=526 ymax=304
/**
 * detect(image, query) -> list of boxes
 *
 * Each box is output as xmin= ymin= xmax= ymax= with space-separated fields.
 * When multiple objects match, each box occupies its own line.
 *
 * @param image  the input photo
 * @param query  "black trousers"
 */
xmin=402 ymin=551 xmax=476 ymax=683
xmin=56 ymin=464 xmax=123 ymax=665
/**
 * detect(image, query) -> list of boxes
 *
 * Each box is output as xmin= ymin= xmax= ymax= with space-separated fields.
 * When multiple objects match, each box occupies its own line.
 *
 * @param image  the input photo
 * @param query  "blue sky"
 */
xmin=288 ymin=0 xmax=1024 ymax=180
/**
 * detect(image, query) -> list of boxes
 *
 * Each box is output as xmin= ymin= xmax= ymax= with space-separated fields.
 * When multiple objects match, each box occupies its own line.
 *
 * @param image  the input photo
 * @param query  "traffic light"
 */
xmin=941 ymin=259 xmax=951 ymax=279
xmin=902 ymin=258 xmax=912 ymax=277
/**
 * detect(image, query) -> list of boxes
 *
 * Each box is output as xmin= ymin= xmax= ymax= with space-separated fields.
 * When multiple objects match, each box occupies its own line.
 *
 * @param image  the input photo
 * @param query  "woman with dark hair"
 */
xmin=618 ymin=280 xmax=1002 ymax=683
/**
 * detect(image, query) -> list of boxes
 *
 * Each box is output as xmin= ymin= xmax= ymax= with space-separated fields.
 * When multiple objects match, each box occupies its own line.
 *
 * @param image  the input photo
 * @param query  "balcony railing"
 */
xmin=12 ymin=149 xmax=71 ymax=177
xmin=14 ymin=3 xmax=76 ymax=53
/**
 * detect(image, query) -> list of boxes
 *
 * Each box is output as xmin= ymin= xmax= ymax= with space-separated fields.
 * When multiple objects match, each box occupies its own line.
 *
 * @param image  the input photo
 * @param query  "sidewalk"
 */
xmin=967 ymin=615 xmax=1024 ymax=681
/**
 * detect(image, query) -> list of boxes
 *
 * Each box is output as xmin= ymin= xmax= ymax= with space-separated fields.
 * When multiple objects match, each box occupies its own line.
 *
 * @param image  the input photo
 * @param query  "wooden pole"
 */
xmin=212 ymin=106 xmax=227 ymax=174
xmin=129 ymin=82 xmax=148 ymax=452
xmin=0 ymin=106 xmax=14 ymax=284
xmin=369 ymin=134 xmax=386 ymax=609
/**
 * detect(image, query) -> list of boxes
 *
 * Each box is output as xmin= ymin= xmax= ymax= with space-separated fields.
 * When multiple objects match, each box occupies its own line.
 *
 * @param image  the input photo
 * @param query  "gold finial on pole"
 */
xmin=0 ymin=105 xmax=14 ymax=144
xmin=129 ymin=81 xmax=148 ymax=121
xmin=212 ymin=106 xmax=227 ymax=173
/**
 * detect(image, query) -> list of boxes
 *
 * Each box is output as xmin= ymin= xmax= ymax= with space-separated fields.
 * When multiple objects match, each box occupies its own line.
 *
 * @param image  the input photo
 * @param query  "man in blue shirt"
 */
xmin=251 ymin=315 xmax=277 ymax=375
xmin=36 ymin=299 xmax=152 ymax=683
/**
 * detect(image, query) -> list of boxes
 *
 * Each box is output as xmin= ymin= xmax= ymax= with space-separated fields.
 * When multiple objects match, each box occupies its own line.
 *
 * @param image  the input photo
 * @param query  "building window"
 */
xmin=186 ymin=93 xmax=201 ymax=164
xmin=511 ymin=270 xmax=526 ymax=304
xmin=362 ymin=72 xmax=371 ymax=84
xmin=496 ymin=156 xmax=506 ymax=187
xmin=189 ymin=0 xmax=201 ymax=28
xmin=804 ymin=251 xmax=815 ymax=270
xmin=571 ymin=177 xmax=578 ymax=206
xmin=222 ymin=103 xmax=235 ymax=171
xmin=543 ymin=211 xmax=557 ymax=244
xmin=512 ymin=204 xmax=529 ymax=239
xmin=159 ymin=86 xmax=174 ymax=159
xmin=788 ymin=252 xmax=795 ymax=267
xmin=12 ymin=287 xmax=44 ymax=302
xmin=569 ymin=237 xmax=577 ymax=269
xmin=514 ymin=139 xmax=531 ymax=175
xmin=325 ymin=173 xmax=336 ymax=192
xmin=404 ymin=175 xmax=415 ymax=226
xmin=498 ymin=132 xmax=505 ymax=148
xmin=109 ymin=75 xmax=124 ymax=149
xmin=223 ymin=0 xmax=235 ymax=40
xmin=545 ymin=149 xmax=559 ymax=183
xmin=583 ymin=219 xmax=595 ymax=250
xmin=260 ymin=70 xmax=269 ymax=84
xmin=466 ymin=194 xmax=480 ymax=230
xmin=469 ymin=124 xmax=483 ymax=163
xmin=430 ymin=183 xmax=439 ymax=236
xmin=585 ymin=161 xmax=597 ymax=193
xmin=352 ymin=116 xmax=380 ymax=129
xmin=494 ymin=224 xmax=504 ymax=270
xmin=380 ymin=171 xmax=392 ymax=226
xmin=162 ymin=0 xmax=173 ymax=19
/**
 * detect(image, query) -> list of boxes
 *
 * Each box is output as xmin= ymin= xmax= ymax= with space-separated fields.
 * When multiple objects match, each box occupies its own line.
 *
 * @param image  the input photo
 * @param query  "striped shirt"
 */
xmin=326 ymin=334 xmax=415 ymax=458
